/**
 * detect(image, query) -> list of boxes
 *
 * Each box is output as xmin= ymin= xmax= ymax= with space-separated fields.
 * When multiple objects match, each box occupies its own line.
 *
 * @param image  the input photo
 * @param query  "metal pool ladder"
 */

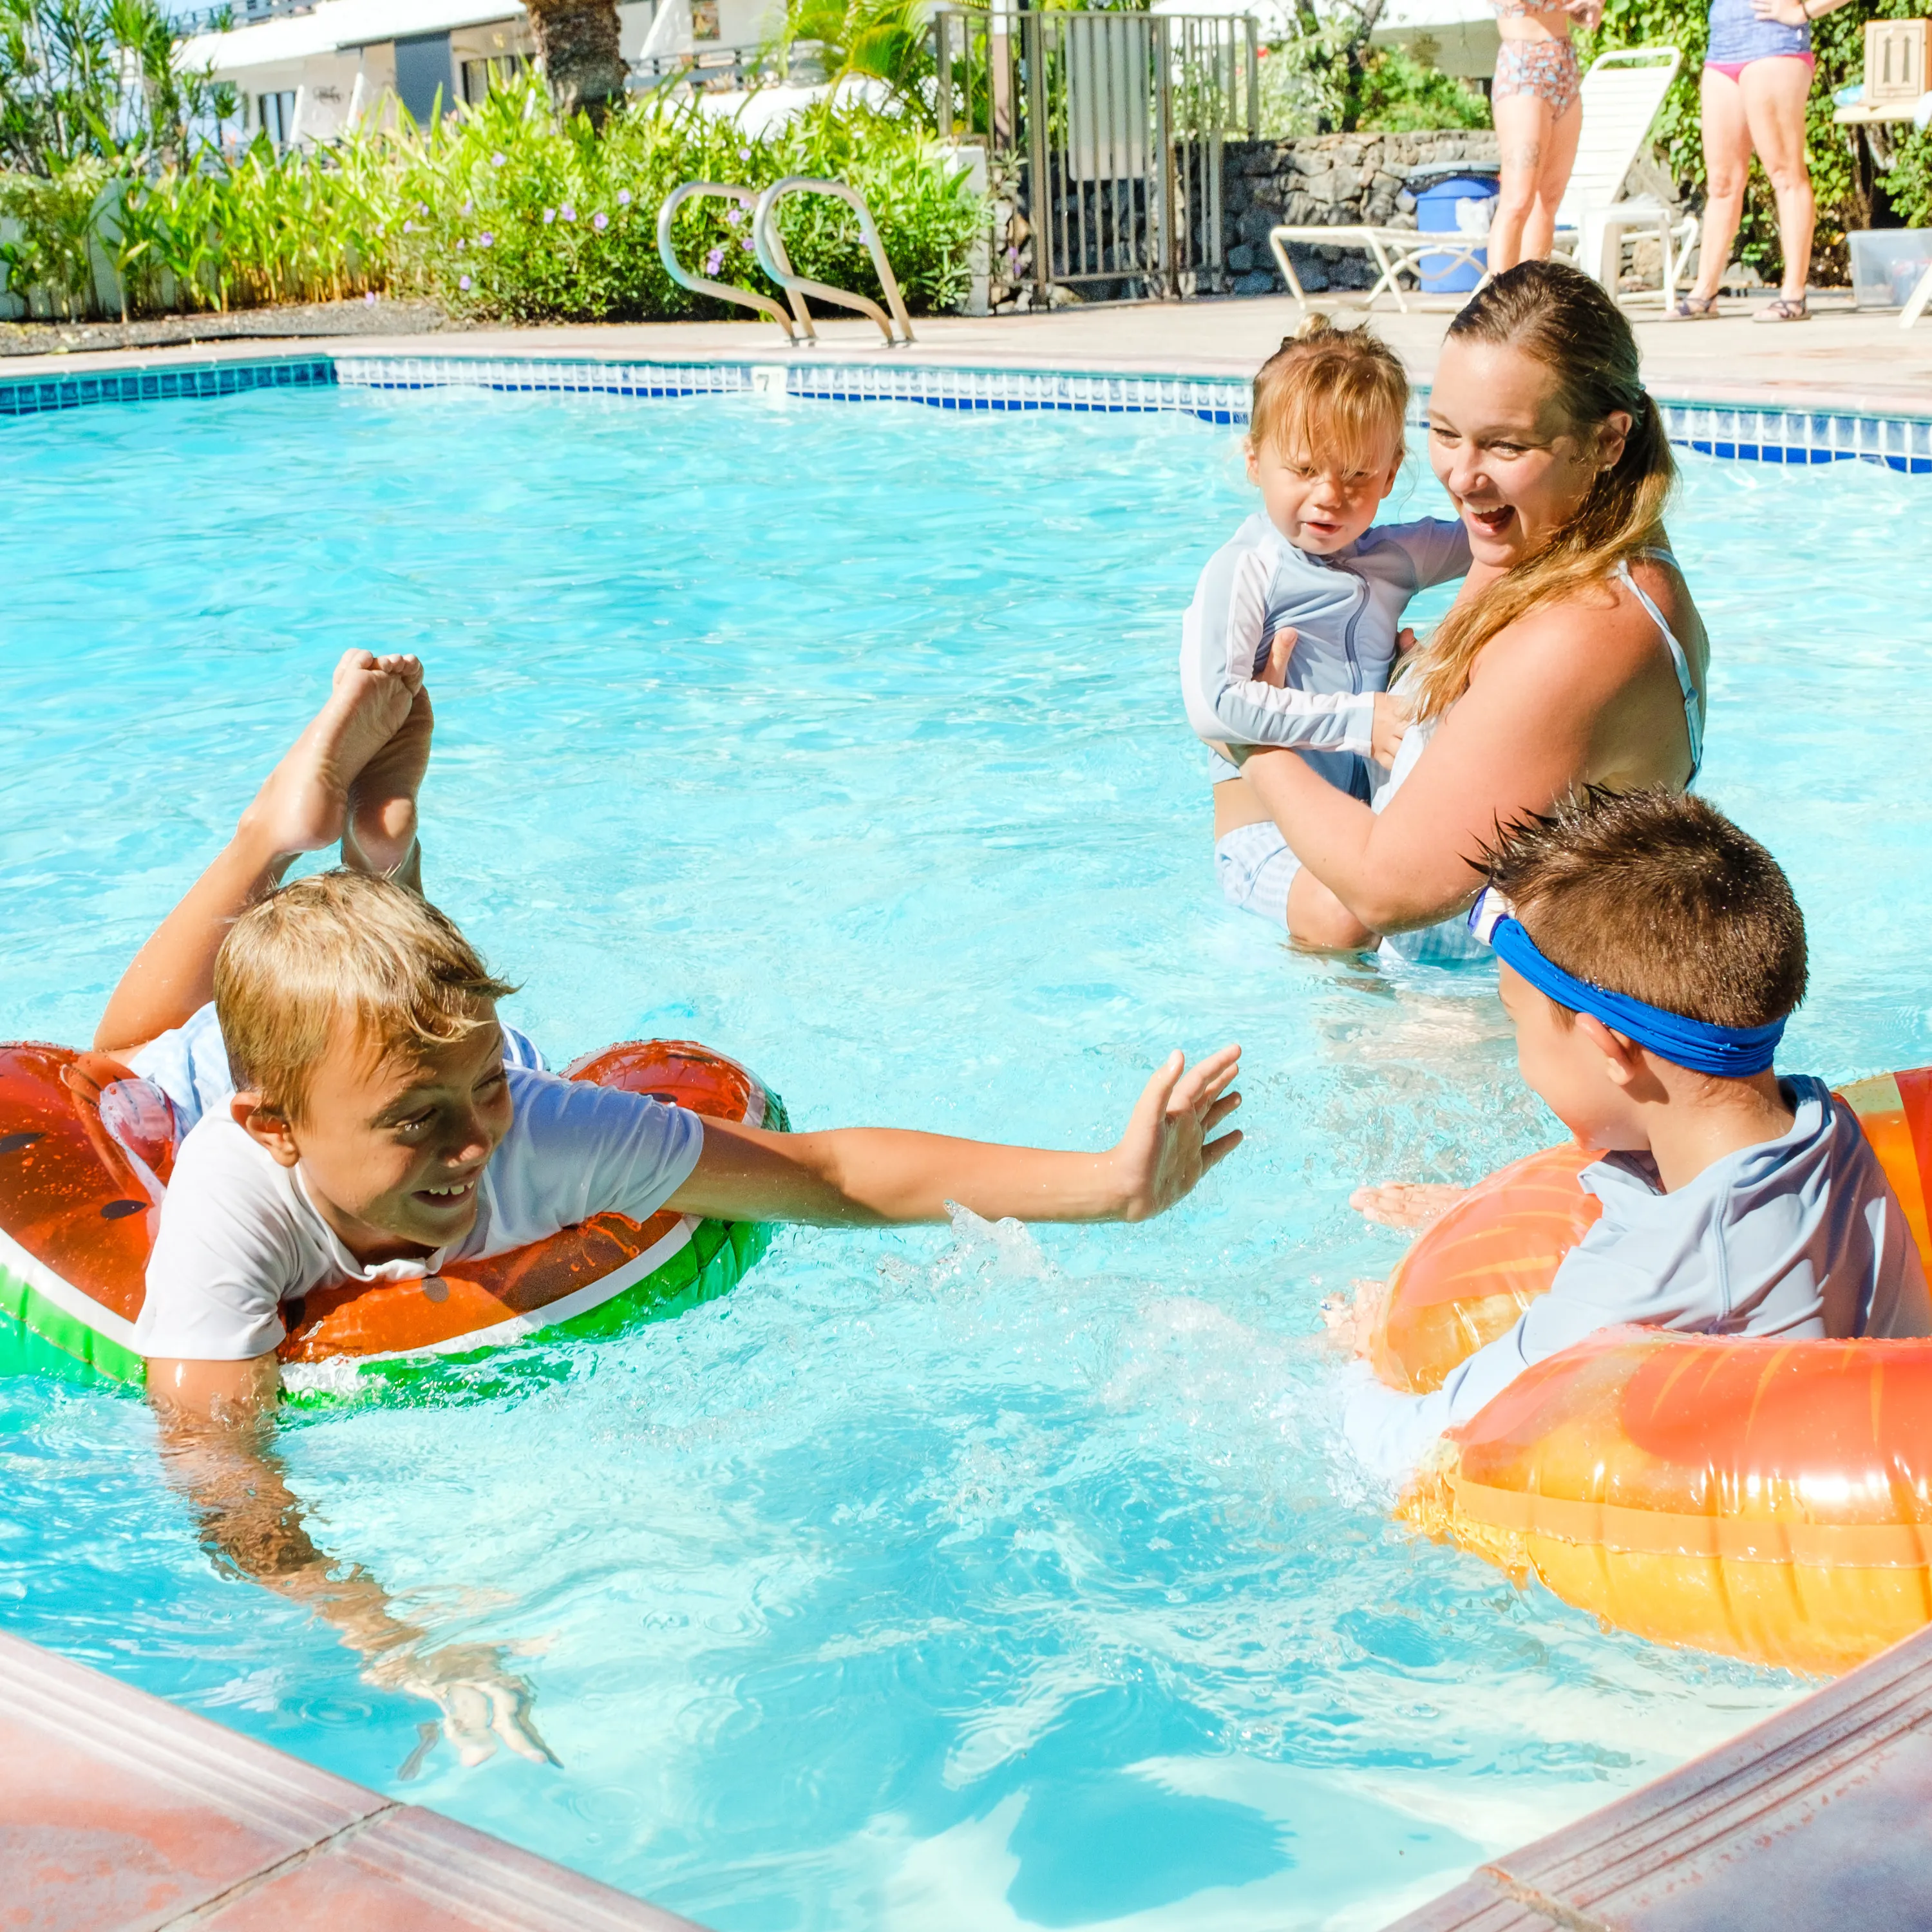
xmin=657 ymin=176 xmax=915 ymax=347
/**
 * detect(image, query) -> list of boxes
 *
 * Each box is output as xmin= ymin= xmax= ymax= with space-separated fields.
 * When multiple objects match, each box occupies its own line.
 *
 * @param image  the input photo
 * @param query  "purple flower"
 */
xmin=738 ymin=146 xmax=750 ymax=159
xmin=616 ymin=188 xmax=632 ymax=205
xmin=417 ymin=202 xmax=428 ymax=216
xmin=726 ymin=205 xmax=741 ymax=225
xmin=743 ymin=236 xmax=755 ymax=252
xmin=460 ymin=274 xmax=472 ymax=290
xmin=543 ymin=207 xmax=555 ymax=223
xmin=402 ymin=219 xmax=415 ymax=232
xmin=364 ymin=290 xmax=377 ymax=305
xmin=478 ymin=231 xmax=495 ymax=247
xmin=560 ymin=203 xmax=576 ymax=222
xmin=704 ymin=245 xmax=725 ymax=275
xmin=592 ymin=211 xmax=608 ymax=230
xmin=461 ymin=198 xmax=473 ymax=214
xmin=491 ymin=150 xmax=507 ymax=166
xmin=456 ymin=238 xmax=466 ymax=250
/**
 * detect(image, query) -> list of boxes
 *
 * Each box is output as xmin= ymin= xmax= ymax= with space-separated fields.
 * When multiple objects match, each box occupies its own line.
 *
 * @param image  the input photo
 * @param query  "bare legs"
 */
xmin=1488 ymin=88 xmax=1582 ymax=272
xmin=1687 ymin=59 xmax=1815 ymax=308
xmin=95 ymin=651 xmax=432 ymax=1060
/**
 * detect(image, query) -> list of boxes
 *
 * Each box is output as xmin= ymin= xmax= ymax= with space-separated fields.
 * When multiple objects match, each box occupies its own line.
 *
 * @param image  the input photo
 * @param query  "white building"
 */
xmin=178 ymin=0 xmax=786 ymax=147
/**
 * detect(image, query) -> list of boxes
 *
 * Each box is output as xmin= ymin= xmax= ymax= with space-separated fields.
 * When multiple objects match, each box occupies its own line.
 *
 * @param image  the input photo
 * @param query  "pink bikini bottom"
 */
xmin=1704 ymin=52 xmax=1816 ymax=81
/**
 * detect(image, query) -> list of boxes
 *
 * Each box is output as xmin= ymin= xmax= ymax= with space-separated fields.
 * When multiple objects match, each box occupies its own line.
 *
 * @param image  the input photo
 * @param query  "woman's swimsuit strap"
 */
xmin=1616 ymin=549 xmax=1703 ymax=783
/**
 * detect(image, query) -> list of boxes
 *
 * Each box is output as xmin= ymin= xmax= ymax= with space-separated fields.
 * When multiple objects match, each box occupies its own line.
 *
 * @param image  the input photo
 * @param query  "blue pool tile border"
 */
xmin=0 ymin=354 xmax=336 ymax=417
xmin=3 ymin=348 xmax=1928 ymax=473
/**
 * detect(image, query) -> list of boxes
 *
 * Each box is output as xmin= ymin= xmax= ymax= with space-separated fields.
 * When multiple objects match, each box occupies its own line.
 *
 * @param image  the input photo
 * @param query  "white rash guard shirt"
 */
xmin=135 ymin=1065 xmax=705 ymax=1361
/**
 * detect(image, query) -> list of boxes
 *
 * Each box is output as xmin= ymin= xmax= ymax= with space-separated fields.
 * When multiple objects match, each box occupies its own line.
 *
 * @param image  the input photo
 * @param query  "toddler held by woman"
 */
xmin=1179 ymin=319 xmax=1468 ymax=948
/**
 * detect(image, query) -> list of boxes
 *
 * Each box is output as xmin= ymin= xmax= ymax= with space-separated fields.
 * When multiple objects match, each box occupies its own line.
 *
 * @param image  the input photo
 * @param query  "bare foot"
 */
xmin=1350 ymin=1182 xmax=1467 ymax=1232
xmin=344 ymin=675 xmax=433 ymax=877
xmin=239 ymin=651 xmax=423 ymax=864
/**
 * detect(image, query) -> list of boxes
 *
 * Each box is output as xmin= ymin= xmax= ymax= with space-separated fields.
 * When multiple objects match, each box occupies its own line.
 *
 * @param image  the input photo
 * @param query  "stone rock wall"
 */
xmin=1222 ymin=130 xmax=1501 ymax=295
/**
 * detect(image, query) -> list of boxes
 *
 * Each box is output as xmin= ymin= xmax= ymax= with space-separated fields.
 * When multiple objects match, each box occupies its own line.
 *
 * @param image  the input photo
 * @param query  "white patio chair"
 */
xmin=1549 ymin=48 xmax=1698 ymax=304
xmin=1267 ymin=44 xmax=1696 ymax=317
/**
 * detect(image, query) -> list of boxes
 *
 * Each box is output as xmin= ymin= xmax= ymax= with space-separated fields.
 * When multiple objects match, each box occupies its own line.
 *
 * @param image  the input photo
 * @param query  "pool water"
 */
xmin=5 ymin=383 xmax=1931 ymax=1931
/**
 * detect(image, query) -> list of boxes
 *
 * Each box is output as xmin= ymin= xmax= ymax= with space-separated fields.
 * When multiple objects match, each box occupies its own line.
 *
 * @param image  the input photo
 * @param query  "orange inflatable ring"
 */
xmin=1374 ymin=1067 xmax=1932 ymax=1674
xmin=0 ymin=1037 xmax=785 ymax=1399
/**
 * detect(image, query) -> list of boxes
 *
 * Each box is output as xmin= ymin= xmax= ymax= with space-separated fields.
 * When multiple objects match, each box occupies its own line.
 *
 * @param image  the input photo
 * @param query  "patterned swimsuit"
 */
xmin=1490 ymin=1 xmax=1581 ymax=116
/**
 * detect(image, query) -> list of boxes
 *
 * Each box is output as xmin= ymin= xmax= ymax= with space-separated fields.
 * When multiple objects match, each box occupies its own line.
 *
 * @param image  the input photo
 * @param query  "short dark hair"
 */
xmin=1482 ymin=788 xmax=1806 ymax=1030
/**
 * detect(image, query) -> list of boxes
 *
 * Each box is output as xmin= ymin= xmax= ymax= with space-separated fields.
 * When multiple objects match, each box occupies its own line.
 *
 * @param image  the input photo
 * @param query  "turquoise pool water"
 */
xmin=4 ymin=383 xmax=1931 ymax=1931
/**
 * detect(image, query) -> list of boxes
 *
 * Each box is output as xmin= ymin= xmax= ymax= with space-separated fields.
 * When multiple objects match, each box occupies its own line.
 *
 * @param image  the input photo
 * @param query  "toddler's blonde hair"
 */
xmin=1248 ymin=315 xmax=1410 ymax=475
xmin=214 ymin=870 xmax=516 ymax=1122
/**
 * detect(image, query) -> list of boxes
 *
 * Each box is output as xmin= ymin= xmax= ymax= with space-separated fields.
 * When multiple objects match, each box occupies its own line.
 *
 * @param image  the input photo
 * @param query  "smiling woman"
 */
xmin=1229 ymin=260 xmax=1711 ymax=961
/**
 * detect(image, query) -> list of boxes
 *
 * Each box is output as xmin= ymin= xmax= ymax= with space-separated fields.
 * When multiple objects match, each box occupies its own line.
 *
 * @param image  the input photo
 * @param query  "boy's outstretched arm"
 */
xmin=668 ymin=1047 xmax=1242 ymax=1226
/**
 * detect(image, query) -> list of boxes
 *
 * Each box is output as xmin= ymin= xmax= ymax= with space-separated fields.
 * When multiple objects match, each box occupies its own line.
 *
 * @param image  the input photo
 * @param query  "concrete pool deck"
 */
xmin=6 ymin=289 xmax=1929 ymax=422
xmin=0 ymin=1628 xmax=706 ymax=1931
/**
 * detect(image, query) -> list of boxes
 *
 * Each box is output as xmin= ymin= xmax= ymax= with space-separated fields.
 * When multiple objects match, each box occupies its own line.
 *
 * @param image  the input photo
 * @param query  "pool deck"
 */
xmin=1383 ymin=1617 xmax=1932 ymax=1931
xmin=5 ymin=290 xmax=1929 ymax=421
xmin=0 ymin=1629 xmax=706 ymax=1931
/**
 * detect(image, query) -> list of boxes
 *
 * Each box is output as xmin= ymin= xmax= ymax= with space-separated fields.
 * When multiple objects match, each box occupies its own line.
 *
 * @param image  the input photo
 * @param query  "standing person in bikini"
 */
xmin=1672 ymin=0 xmax=1859 ymax=323
xmin=1486 ymin=0 xmax=1602 ymax=272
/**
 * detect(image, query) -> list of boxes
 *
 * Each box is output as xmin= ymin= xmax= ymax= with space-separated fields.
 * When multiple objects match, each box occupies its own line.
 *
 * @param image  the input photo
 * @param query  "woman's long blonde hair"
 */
xmin=1408 ymin=261 xmax=1676 ymax=723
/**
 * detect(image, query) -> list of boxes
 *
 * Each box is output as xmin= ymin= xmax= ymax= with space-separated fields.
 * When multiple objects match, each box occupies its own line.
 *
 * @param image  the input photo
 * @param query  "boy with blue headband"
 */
xmin=1340 ymin=788 xmax=1930 ymax=1484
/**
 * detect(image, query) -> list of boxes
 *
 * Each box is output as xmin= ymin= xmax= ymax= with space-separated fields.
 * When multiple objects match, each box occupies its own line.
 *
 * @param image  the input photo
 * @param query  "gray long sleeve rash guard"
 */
xmin=1343 ymin=1077 xmax=1932 ymax=1484
xmin=1179 ymin=512 xmax=1470 ymax=796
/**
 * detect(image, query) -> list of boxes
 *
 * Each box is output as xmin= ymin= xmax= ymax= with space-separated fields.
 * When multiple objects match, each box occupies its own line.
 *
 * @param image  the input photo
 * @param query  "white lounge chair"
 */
xmin=1549 ymin=47 xmax=1700 ymax=306
xmin=1267 ymin=44 xmax=1695 ymax=316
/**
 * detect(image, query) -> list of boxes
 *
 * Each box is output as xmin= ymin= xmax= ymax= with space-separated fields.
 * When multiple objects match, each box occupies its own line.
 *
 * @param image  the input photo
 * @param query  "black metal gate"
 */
xmin=933 ymin=6 xmax=1259 ymax=301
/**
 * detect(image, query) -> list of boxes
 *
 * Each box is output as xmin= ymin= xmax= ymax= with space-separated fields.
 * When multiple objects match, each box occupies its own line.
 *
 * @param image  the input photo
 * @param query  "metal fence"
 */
xmin=933 ymin=6 xmax=1258 ymax=301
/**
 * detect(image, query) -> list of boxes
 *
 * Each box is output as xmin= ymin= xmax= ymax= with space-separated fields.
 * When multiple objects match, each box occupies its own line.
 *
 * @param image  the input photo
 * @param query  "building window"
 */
xmin=256 ymin=90 xmax=296 ymax=145
xmin=460 ymin=54 xmax=529 ymax=106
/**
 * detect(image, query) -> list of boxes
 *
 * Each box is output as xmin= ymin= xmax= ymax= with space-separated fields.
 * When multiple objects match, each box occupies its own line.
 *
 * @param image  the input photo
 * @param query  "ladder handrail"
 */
xmin=752 ymin=177 xmax=916 ymax=346
xmin=657 ymin=182 xmax=810 ymax=343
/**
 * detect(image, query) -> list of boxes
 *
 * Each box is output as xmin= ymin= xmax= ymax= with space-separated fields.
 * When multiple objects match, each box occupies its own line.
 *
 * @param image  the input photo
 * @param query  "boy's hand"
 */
xmin=1394 ymin=625 xmax=1419 ymax=655
xmin=1320 ymin=1278 xmax=1387 ymax=1358
xmin=1108 ymin=1046 xmax=1243 ymax=1222
xmin=1370 ymin=692 xmax=1410 ymax=767
xmin=1350 ymin=1180 xmax=1466 ymax=1231
xmin=1260 ymin=628 xmax=1296 ymax=687
xmin=368 ymin=1640 xmax=559 ymax=1770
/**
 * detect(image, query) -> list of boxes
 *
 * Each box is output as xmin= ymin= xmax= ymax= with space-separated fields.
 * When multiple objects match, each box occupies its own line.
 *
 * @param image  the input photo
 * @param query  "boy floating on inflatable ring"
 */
xmin=97 ymin=649 xmax=1245 ymax=1769
xmin=1332 ymin=788 xmax=1931 ymax=1484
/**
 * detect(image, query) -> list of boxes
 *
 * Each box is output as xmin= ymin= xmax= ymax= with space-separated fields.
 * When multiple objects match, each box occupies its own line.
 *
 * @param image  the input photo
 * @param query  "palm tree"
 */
xmin=523 ymin=0 xmax=627 ymax=121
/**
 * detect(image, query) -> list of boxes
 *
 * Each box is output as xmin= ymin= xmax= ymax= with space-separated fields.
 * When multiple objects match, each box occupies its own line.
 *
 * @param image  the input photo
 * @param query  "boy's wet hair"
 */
xmin=214 ymin=870 xmax=517 ymax=1121
xmin=1249 ymin=314 xmax=1409 ymax=475
xmin=1481 ymin=788 xmax=1806 ymax=1031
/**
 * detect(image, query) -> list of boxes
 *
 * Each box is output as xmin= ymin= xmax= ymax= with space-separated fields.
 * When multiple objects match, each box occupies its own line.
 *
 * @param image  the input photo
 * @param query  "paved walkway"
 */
xmin=10 ymin=292 xmax=1928 ymax=417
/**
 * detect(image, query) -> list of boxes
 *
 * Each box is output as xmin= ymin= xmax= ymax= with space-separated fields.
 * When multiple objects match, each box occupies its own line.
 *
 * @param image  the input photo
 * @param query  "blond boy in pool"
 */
xmin=105 ymin=650 xmax=1243 ymax=1766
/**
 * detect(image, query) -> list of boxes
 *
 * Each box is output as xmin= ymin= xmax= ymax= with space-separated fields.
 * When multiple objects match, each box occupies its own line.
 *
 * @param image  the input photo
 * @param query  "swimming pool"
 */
xmin=4 ymin=377 xmax=1931 ymax=1931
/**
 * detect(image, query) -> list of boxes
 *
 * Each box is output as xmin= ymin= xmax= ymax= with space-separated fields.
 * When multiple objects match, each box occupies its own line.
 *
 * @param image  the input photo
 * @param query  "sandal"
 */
xmin=1667 ymin=292 xmax=1718 ymax=319
xmin=1752 ymin=296 xmax=1810 ymax=323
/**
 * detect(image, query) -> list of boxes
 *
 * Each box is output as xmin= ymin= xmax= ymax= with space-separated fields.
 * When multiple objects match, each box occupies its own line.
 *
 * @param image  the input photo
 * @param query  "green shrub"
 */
xmin=391 ymin=77 xmax=984 ymax=323
xmin=1353 ymin=46 xmax=1490 ymax=135
xmin=0 ymin=160 xmax=109 ymax=315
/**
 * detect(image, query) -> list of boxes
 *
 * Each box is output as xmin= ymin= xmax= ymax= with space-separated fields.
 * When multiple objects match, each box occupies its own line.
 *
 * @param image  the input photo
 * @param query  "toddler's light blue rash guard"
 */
xmin=1342 ymin=1077 xmax=1932 ymax=1484
xmin=1180 ymin=511 xmax=1470 ymax=797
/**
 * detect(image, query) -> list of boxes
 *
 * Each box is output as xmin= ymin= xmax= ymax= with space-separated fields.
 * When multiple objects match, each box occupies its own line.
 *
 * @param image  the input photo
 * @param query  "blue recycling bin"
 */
xmin=1414 ymin=173 xmax=1499 ymax=294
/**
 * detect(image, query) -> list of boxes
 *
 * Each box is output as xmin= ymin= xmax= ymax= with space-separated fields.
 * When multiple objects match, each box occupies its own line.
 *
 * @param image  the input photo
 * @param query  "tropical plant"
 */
xmin=392 ymin=75 xmax=983 ymax=321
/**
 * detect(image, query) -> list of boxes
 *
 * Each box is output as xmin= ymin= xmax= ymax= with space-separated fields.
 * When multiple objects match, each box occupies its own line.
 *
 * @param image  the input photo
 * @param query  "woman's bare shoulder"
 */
xmin=1468 ymin=574 xmax=1665 ymax=697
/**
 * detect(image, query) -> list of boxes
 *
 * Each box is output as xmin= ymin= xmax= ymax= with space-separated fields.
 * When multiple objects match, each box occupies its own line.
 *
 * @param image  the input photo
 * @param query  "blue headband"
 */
xmin=1467 ymin=889 xmax=1785 ymax=1077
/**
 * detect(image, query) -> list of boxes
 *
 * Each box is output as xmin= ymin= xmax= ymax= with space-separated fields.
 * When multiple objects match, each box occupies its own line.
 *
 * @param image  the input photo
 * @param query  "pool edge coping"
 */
xmin=1381 ymin=1615 xmax=1932 ymax=1929
xmin=2 ymin=340 xmax=1929 ymax=472
xmin=0 ymin=1625 xmax=711 ymax=1930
